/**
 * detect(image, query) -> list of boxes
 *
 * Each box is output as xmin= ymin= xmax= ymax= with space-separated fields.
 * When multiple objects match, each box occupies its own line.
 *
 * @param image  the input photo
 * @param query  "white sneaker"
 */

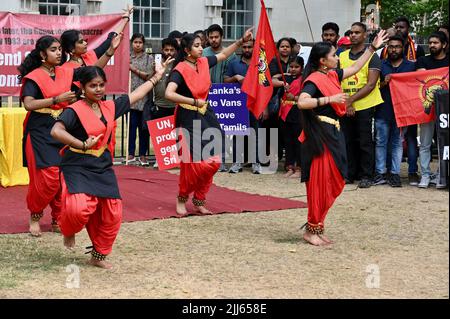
xmin=153 ymin=161 xmax=159 ymax=168
xmin=252 ymin=163 xmax=262 ymax=174
xmin=218 ymin=163 xmax=228 ymax=172
xmin=138 ymin=157 xmax=150 ymax=166
xmin=124 ymin=156 xmax=137 ymax=164
xmin=228 ymin=163 xmax=242 ymax=173
xmin=418 ymin=175 xmax=431 ymax=188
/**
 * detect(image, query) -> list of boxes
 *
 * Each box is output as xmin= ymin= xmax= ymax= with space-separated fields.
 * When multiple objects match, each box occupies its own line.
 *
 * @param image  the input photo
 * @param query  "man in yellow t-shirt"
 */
xmin=339 ymin=22 xmax=383 ymax=188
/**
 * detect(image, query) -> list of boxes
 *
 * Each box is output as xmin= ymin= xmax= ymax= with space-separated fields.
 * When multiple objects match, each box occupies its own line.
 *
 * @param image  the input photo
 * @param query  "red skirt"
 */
xmin=305 ymin=146 xmax=345 ymax=233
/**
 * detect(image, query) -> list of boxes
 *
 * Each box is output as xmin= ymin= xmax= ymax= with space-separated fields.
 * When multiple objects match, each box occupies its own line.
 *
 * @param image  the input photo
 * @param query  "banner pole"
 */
xmin=301 ymin=0 xmax=315 ymax=43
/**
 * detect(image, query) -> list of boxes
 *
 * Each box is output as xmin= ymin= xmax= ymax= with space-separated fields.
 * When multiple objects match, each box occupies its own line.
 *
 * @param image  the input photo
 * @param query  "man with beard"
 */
xmin=378 ymin=26 xmax=420 ymax=186
xmin=416 ymin=31 xmax=449 ymax=188
xmin=151 ymin=37 xmax=178 ymax=120
xmin=224 ymin=40 xmax=262 ymax=174
xmin=339 ymin=22 xmax=383 ymax=188
xmin=321 ymin=22 xmax=340 ymax=48
xmin=148 ymin=38 xmax=178 ymax=168
xmin=394 ymin=16 xmax=425 ymax=62
xmin=438 ymin=25 xmax=449 ymax=54
xmin=203 ymin=24 xmax=237 ymax=84
xmin=373 ymin=35 xmax=416 ymax=187
xmin=203 ymin=24 xmax=237 ymax=171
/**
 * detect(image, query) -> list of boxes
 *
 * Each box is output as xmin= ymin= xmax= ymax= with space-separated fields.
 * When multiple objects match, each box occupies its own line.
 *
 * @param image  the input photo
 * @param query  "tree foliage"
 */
xmin=361 ymin=0 xmax=449 ymax=36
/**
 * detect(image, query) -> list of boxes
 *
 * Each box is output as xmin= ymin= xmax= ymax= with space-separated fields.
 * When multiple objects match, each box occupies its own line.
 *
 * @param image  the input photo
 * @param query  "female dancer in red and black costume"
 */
xmin=18 ymin=36 xmax=117 ymax=237
xmin=60 ymin=6 xmax=133 ymax=79
xmin=297 ymin=30 xmax=388 ymax=246
xmin=165 ymin=29 xmax=253 ymax=215
xmin=51 ymin=58 xmax=173 ymax=269
xmin=60 ymin=5 xmax=131 ymax=158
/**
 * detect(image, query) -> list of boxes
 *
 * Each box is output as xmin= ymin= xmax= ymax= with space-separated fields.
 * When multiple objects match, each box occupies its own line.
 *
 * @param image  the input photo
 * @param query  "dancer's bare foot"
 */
xmin=194 ymin=205 xmax=213 ymax=215
xmin=318 ymin=234 xmax=333 ymax=244
xmin=63 ymin=235 xmax=75 ymax=250
xmin=289 ymin=170 xmax=301 ymax=178
xmin=52 ymin=222 xmax=61 ymax=233
xmin=284 ymin=169 xmax=295 ymax=177
xmin=176 ymin=199 xmax=188 ymax=216
xmin=87 ymin=257 xmax=113 ymax=269
xmin=303 ymin=231 xmax=327 ymax=246
xmin=29 ymin=218 xmax=42 ymax=237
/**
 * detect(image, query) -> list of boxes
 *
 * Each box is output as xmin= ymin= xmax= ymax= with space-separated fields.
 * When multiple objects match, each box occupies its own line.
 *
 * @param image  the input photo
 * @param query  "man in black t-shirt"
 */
xmin=416 ymin=31 xmax=449 ymax=189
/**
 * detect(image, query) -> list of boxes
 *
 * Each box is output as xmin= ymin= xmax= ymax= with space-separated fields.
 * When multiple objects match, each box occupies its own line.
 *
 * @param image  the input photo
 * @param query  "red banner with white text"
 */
xmin=0 ymin=11 xmax=129 ymax=96
xmin=147 ymin=116 xmax=180 ymax=170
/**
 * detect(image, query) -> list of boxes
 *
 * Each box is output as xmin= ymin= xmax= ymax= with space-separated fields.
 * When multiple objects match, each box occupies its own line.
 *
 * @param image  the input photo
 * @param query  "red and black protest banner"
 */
xmin=390 ymin=67 xmax=449 ymax=127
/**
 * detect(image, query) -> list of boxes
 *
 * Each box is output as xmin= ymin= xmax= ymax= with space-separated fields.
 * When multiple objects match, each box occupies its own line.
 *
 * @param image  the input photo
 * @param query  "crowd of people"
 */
xmin=106 ymin=16 xmax=450 ymax=246
xmin=17 ymin=4 xmax=449 ymax=266
xmin=130 ymin=17 xmax=448 ymax=191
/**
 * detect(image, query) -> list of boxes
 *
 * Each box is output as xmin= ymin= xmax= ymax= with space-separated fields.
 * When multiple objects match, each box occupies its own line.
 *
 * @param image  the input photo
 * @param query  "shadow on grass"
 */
xmin=272 ymin=234 xmax=303 ymax=244
xmin=0 ymin=236 xmax=85 ymax=289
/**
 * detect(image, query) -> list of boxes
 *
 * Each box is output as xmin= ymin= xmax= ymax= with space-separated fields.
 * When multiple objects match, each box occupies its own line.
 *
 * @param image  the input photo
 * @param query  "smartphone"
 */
xmin=155 ymin=54 xmax=162 ymax=67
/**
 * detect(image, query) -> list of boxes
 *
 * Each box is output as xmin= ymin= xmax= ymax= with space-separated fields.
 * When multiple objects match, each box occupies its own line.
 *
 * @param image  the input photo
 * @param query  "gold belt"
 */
xmin=318 ymin=115 xmax=340 ymax=131
xmin=281 ymin=100 xmax=295 ymax=105
xmin=33 ymin=108 xmax=63 ymax=120
xmin=69 ymin=145 xmax=107 ymax=157
xmin=179 ymin=102 xmax=208 ymax=115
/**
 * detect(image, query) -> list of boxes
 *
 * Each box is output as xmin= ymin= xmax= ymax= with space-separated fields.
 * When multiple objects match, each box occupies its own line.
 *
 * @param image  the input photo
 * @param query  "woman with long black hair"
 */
xmin=19 ymin=34 xmax=124 ymax=237
xmin=18 ymin=36 xmax=75 ymax=237
xmin=50 ymin=58 xmax=173 ymax=269
xmin=165 ymin=29 xmax=253 ymax=216
xmin=128 ymin=33 xmax=154 ymax=165
xmin=297 ymin=30 xmax=388 ymax=246
xmin=60 ymin=5 xmax=133 ymax=91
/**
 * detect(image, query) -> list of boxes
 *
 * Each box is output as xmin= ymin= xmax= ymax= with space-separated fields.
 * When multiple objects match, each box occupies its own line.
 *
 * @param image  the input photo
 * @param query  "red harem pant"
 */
xmin=178 ymin=155 xmax=220 ymax=202
xmin=59 ymin=174 xmax=122 ymax=255
xmin=305 ymin=146 xmax=345 ymax=233
xmin=25 ymin=135 xmax=62 ymax=220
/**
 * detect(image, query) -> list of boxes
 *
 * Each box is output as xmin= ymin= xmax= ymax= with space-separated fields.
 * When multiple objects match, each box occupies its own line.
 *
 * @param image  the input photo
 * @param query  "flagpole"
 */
xmin=260 ymin=0 xmax=287 ymax=86
xmin=301 ymin=0 xmax=315 ymax=43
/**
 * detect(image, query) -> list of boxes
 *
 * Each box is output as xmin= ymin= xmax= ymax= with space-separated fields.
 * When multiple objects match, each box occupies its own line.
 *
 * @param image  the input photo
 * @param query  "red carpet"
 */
xmin=0 ymin=165 xmax=306 ymax=234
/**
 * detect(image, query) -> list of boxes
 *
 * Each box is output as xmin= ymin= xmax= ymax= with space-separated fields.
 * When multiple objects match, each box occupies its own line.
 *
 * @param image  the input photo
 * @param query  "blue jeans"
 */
xmin=419 ymin=120 xmax=435 ymax=177
xmin=128 ymin=109 xmax=149 ymax=157
xmin=375 ymin=117 xmax=402 ymax=175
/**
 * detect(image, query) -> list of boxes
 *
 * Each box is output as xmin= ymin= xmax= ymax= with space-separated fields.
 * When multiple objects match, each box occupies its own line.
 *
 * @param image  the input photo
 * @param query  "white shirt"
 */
xmin=297 ymin=45 xmax=312 ymax=64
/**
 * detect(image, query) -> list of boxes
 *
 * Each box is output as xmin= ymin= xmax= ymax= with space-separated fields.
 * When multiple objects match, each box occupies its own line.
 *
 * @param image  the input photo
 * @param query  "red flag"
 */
xmin=390 ymin=67 xmax=449 ymax=127
xmin=242 ymin=0 xmax=279 ymax=118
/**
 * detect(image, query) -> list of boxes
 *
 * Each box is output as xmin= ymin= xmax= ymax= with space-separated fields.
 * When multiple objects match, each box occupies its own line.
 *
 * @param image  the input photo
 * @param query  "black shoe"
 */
xmin=408 ymin=173 xmax=419 ymax=186
xmin=372 ymin=173 xmax=387 ymax=186
xmin=358 ymin=178 xmax=372 ymax=188
xmin=345 ymin=178 xmax=354 ymax=184
xmin=388 ymin=174 xmax=402 ymax=187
